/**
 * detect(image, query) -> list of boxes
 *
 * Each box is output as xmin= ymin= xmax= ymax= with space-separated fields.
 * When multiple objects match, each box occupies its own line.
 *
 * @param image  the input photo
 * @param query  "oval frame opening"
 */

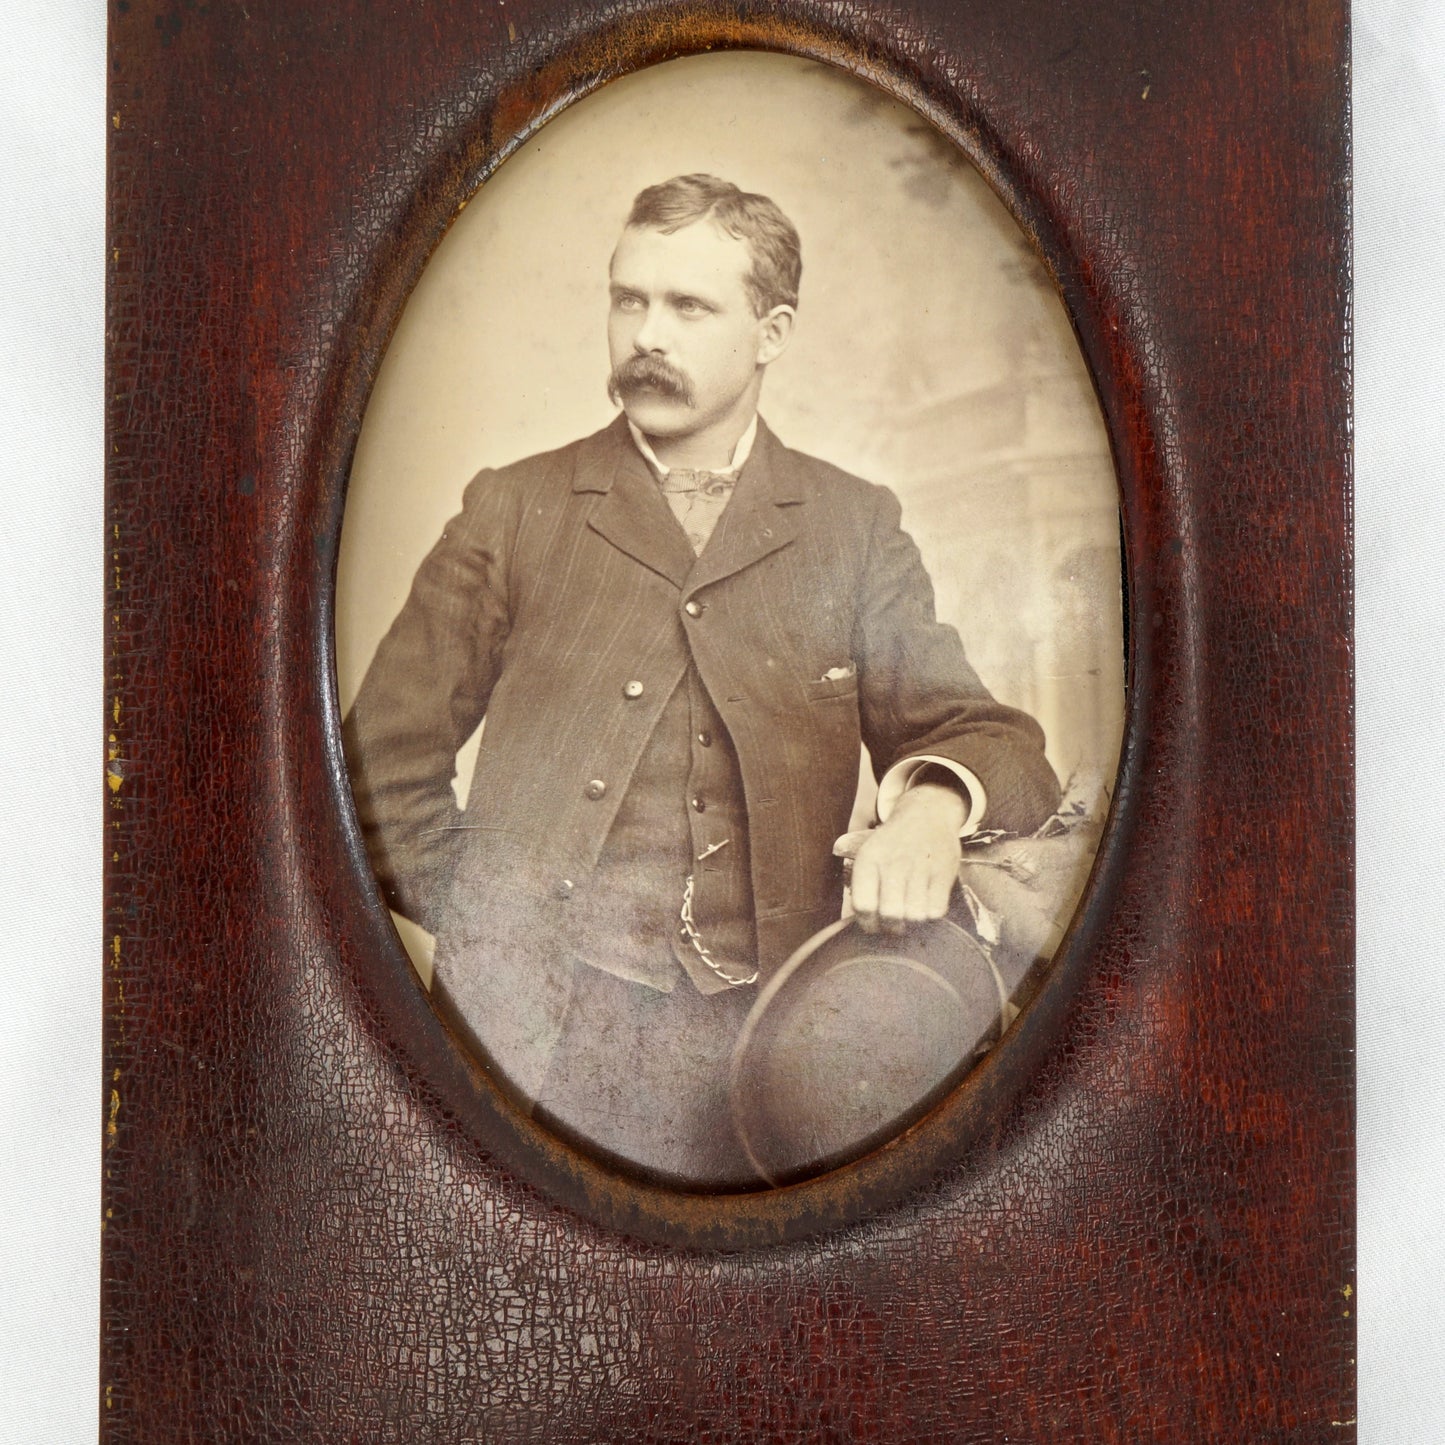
xmin=319 ymin=24 xmax=1145 ymax=1250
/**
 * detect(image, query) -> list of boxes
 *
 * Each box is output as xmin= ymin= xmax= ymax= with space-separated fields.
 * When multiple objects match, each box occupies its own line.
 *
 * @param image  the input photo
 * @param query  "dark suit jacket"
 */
xmin=344 ymin=414 xmax=1060 ymax=1002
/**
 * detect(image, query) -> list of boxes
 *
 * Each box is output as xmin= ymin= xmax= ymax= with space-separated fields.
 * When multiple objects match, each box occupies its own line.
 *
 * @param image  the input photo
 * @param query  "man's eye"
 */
xmin=676 ymin=298 xmax=708 ymax=317
xmin=614 ymin=293 xmax=643 ymax=311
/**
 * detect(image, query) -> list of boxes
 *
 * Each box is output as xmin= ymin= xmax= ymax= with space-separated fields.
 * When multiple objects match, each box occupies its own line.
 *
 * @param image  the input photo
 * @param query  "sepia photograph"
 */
xmin=336 ymin=53 xmax=1125 ymax=1190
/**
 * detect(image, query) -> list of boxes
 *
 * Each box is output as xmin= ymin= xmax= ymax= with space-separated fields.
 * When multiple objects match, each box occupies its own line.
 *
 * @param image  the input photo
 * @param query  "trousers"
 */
xmin=531 ymin=961 xmax=762 ymax=1188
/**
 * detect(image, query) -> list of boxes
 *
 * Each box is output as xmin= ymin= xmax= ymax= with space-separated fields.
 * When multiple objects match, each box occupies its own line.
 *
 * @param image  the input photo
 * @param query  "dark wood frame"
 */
xmin=104 ymin=0 xmax=1353 ymax=1438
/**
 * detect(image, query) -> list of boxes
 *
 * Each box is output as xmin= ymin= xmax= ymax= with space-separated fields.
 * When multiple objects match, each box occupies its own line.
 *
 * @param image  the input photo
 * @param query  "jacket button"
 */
xmin=584 ymin=779 xmax=607 ymax=800
xmin=623 ymin=680 xmax=644 ymax=699
xmin=684 ymin=600 xmax=704 ymax=618
xmin=556 ymin=878 xmax=574 ymax=899
xmin=696 ymin=730 xmax=712 ymax=748
xmin=691 ymin=795 xmax=706 ymax=813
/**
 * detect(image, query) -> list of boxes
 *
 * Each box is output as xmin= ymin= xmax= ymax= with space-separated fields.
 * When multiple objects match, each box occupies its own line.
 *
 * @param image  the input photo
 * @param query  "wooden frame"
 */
xmin=104 ymin=0 xmax=1353 ymax=1437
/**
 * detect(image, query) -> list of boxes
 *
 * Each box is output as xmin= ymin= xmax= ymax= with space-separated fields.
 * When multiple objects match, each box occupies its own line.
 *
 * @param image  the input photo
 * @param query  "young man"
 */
xmin=343 ymin=174 xmax=1059 ymax=1184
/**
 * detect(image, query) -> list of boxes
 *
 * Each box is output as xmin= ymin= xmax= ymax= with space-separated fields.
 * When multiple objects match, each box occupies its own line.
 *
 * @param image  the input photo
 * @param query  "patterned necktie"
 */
xmin=657 ymin=468 xmax=737 ymax=555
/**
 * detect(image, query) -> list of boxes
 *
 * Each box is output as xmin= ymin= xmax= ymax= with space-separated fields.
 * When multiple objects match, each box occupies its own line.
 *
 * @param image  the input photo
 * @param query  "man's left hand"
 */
xmin=847 ymin=782 xmax=966 ymax=934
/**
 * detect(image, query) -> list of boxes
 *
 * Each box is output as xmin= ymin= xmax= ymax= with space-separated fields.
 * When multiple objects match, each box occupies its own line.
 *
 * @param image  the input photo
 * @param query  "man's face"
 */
xmin=607 ymin=220 xmax=793 ymax=444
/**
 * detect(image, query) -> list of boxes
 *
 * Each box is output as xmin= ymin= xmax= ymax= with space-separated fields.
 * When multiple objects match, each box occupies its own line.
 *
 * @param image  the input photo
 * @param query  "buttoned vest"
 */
xmin=572 ymin=464 xmax=758 ymax=996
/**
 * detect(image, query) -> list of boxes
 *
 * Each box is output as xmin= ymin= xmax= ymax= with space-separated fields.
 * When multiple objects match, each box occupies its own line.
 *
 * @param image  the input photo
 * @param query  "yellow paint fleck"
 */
xmin=112 ymin=113 xmax=120 ymax=129
xmin=1342 ymin=1283 xmax=1353 ymax=1300
xmin=112 ymin=249 xmax=119 ymax=264
xmin=112 ymin=936 xmax=121 ymax=966
xmin=106 ymin=1385 xmax=113 ymax=1410
xmin=1141 ymin=85 xmax=1151 ymax=100
xmin=113 ymin=695 xmax=121 ymax=725
xmin=508 ymin=19 xmax=516 ymax=40
xmin=107 ymin=1089 xmax=120 ymax=1140
xmin=113 ymin=1068 xmax=120 ymax=1082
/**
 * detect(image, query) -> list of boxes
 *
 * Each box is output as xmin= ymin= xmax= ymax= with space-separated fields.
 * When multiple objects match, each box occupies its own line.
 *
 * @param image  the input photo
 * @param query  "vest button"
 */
xmin=556 ymin=878 xmax=574 ymax=899
xmin=584 ymin=779 xmax=607 ymax=800
xmin=623 ymin=679 xmax=644 ymax=699
xmin=691 ymin=795 xmax=706 ymax=813
xmin=696 ymin=730 xmax=712 ymax=748
xmin=684 ymin=599 xmax=704 ymax=618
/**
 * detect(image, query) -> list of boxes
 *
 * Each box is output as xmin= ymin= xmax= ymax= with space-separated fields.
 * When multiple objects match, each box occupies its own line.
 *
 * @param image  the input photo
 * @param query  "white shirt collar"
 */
xmin=627 ymin=413 xmax=759 ymax=478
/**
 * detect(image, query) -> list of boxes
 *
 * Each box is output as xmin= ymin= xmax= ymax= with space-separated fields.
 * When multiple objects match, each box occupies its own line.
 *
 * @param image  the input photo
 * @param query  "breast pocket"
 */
xmin=800 ymin=668 xmax=859 ymax=703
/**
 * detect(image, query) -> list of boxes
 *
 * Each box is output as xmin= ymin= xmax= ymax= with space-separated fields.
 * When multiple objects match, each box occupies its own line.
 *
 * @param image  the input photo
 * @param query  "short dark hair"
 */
xmin=625 ymin=174 xmax=802 ymax=315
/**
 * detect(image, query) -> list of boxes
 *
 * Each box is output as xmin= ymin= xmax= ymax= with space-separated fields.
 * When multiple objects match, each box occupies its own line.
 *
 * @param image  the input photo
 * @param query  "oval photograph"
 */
xmin=336 ymin=52 xmax=1125 ymax=1190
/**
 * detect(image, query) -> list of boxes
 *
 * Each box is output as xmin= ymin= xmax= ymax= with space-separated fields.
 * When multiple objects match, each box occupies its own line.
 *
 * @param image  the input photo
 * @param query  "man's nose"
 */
xmin=632 ymin=303 xmax=668 ymax=354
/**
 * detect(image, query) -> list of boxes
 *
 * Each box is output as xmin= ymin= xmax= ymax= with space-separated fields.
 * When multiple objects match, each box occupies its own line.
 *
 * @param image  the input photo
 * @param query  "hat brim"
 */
xmin=730 ymin=915 xmax=1007 ymax=1186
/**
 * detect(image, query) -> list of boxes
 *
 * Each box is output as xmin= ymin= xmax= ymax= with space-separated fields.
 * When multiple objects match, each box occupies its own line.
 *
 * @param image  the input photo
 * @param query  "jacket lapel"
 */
xmin=684 ymin=418 xmax=805 ymax=594
xmin=578 ymin=418 xmax=695 ymax=589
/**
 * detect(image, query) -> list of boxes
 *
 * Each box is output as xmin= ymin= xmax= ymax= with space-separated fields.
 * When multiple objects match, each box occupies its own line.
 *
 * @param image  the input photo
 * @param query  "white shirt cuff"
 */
xmin=875 ymin=755 xmax=988 ymax=836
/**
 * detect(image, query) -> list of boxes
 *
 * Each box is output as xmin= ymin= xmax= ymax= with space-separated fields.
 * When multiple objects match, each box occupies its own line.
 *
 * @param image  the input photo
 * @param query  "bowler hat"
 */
xmin=730 ymin=915 xmax=1008 ymax=1186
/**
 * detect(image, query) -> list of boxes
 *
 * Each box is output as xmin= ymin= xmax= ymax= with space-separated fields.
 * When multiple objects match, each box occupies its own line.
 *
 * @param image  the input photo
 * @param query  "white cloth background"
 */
xmin=1353 ymin=1 xmax=1445 ymax=1434
xmin=0 ymin=4 xmax=1438 ymax=1439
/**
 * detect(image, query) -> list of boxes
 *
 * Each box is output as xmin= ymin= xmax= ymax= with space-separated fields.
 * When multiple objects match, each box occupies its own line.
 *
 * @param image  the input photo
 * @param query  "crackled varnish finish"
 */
xmin=103 ymin=0 xmax=1353 ymax=1439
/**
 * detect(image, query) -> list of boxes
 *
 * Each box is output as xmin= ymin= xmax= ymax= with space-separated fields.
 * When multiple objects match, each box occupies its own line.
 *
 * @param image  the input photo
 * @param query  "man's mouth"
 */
xmin=608 ymin=355 xmax=696 ymax=408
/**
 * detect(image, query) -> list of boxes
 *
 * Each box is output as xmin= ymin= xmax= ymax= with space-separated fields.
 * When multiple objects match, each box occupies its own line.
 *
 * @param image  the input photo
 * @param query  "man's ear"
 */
xmin=755 ymin=305 xmax=796 ymax=367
